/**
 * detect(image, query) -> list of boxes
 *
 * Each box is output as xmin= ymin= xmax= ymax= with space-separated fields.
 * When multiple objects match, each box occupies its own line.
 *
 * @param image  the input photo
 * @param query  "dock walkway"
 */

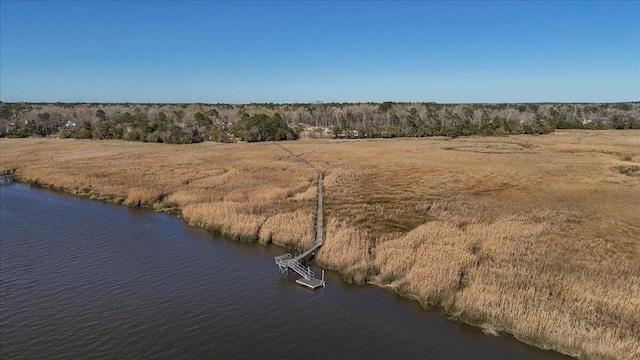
xmin=273 ymin=144 xmax=325 ymax=289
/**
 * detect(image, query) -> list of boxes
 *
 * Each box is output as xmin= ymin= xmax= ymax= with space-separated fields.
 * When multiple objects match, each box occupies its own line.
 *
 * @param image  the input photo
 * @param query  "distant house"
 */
xmin=299 ymin=125 xmax=333 ymax=139
xmin=582 ymin=117 xmax=610 ymax=125
xmin=335 ymin=129 xmax=359 ymax=139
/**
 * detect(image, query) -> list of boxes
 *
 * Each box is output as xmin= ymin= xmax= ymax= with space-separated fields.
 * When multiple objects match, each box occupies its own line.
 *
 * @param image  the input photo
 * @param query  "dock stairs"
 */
xmin=275 ymin=253 xmax=325 ymax=289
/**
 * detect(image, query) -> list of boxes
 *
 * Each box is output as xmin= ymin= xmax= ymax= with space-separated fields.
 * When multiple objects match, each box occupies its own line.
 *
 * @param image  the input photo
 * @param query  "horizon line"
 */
xmin=2 ymin=100 xmax=639 ymax=106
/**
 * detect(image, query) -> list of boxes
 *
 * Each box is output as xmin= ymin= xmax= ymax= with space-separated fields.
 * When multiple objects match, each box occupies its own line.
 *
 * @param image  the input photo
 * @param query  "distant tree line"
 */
xmin=1 ymin=101 xmax=638 ymax=142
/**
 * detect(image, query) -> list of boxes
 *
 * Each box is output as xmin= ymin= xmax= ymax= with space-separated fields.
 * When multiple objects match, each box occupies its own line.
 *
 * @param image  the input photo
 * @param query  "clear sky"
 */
xmin=1 ymin=1 xmax=638 ymax=103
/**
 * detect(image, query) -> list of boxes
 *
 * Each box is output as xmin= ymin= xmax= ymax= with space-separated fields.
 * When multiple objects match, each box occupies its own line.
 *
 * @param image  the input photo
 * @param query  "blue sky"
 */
xmin=1 ymin=1 xmax=638 ymax=103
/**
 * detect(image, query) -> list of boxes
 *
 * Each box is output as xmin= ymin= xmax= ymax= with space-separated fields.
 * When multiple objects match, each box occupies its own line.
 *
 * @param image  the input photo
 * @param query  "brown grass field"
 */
xmin=1 ymin=130 xmax=639 ymax=359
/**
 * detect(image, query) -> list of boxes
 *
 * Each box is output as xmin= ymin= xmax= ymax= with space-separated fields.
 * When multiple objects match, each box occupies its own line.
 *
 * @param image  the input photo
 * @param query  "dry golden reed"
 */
xmin=2 ymin=130 xmax=639 ymax=359
xmin=259 ymin=209 xmax=315 ymax=249
xmin=182 ymin=201 xmax=267 ymax=240
xmin=316 ymin=218 xmax=372 ymax=284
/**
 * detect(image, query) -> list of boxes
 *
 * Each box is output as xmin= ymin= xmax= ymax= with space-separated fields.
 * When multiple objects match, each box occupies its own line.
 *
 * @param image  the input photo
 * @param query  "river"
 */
xmin=0 ymin=184 xmax=569 ymax=359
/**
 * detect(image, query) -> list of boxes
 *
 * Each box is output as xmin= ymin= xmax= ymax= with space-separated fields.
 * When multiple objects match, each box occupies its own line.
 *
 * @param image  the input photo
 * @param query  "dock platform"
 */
xmin=296 ymin=277 xmax=325 ymax=289
xmin=275 ymin=253 xmax=326 ymax=289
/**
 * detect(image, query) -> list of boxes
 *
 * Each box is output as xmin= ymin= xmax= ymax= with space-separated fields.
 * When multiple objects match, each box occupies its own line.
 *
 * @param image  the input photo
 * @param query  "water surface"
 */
xmin=0 ymin=184 xmax=569 ymax=359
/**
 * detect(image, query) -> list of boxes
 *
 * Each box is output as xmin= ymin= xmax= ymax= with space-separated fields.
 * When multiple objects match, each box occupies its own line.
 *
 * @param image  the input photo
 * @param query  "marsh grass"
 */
xmin=2 ymin=130 xmax=639 ymax=359
xmin=617 ymin=165 xmax=640 ymax=177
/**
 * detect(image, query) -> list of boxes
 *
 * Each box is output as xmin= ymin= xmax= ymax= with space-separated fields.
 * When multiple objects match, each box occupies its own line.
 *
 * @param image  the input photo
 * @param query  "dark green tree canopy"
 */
xmin=230 ymin=113 xmax=298 ymax=142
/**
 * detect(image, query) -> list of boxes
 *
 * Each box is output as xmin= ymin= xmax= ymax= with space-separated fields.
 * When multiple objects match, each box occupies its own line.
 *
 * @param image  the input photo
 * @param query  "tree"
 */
xmin=611 ymin=115 xmax=640 ymax=129
xmin=209 ymin=124 xmax=230 ymax=142
xmin=231 ymin=113 xmax=298 ymax=142
xmin=133 ymin=110 xmax=150 ymax=133
xmin=378 ymin=101 xmax=394 ymax=113
xmin=11 ymin=102 xmax=31 ymax=120
xmin=0 ymin=103 xmax=12 ymax=120
xmin=74 ymin=121 xmax=94 ymax=139
xmin=38 ymin=112 xmax=51 ymax=122
xmin=118 ymin=112 xmax=133 ymax=123
xmin=92 ymin=121 xmax=115 ymax=139
xmin=109 ymin=124 xmax=124 ymax=139
xmin=152 ymin=112 xmax=171 ymax=132
xmin=194 ymin=112 xmax=212 ymax=129
xmin=95 ymin=109 xmax=108 ymax=121
xmin=207 ymin=109 xmax=219 ymax=119
xmin=332 ymin=126 xmax=342 ymax=138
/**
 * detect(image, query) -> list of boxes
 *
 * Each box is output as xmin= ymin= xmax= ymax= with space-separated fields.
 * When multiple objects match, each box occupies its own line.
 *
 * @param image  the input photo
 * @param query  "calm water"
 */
xmin=0 ymin=184 xmax=570 ymax=359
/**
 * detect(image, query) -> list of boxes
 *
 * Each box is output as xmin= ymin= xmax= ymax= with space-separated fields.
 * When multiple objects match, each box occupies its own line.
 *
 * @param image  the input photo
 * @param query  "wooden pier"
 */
xmin=274 ymin=144 xmax=326 ymax=289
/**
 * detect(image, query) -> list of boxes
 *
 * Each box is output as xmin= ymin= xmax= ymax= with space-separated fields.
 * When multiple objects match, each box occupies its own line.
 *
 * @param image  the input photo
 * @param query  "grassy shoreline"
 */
xmin=2 ymin=131 xmax=639 ymax=359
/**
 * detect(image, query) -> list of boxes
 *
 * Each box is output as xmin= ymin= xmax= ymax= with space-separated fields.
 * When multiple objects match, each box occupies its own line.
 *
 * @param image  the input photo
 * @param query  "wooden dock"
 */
xmin=273 ymin=144 xmax=326 ymax=289
xmin=296 ymin=277 xmax=325 ymax=289
xmin=275 ymin=252 xmax=325 ymax=290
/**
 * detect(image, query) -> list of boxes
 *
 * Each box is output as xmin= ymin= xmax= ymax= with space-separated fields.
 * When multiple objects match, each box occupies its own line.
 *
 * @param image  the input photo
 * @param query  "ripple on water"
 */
xmin=0 ymin=184 xmax=570 ymax=360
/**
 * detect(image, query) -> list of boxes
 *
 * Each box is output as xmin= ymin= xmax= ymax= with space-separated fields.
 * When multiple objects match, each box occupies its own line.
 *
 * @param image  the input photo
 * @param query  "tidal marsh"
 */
xmin=1 ymin=130 xmax=639 ymax=359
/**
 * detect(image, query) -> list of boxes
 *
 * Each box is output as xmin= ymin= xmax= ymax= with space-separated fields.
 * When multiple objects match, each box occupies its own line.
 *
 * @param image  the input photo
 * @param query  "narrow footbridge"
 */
xmin=274 ymin=144 xmax=325 ymax=289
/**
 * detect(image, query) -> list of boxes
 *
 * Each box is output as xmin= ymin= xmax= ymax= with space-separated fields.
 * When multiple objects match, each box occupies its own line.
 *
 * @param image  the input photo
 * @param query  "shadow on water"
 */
xmin=1 ymin=184 xmax=571 ymax=359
